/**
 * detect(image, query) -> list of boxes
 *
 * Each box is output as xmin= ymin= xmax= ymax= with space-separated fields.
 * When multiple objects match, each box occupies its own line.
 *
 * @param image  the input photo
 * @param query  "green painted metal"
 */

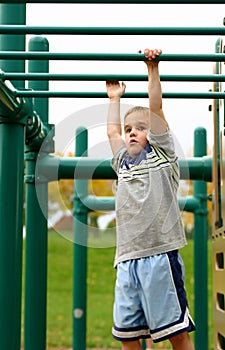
xmin=2 ymin=72 xmax=225 ymax=82
xmin=24 ymin=154 xmax=48 ymax=350
xmin=193 ymin=127 xmax=208 ymax=350
xmin=0 ymin=5 xmax=26 ymax=350
xmin=24 ymin=36 xmax=50 ymax=350
xmin=179 ymin=156 xmax=212 ymax=181
xmin=0 ymin=77 xmax=31 ymax=350
xmin=80 ymin=194 xmax=200 ymax=212
xmin=0 ymin=51 xmax=225 ymax=61
xmin=73 ymin=127 xmax=88 ymax=350
xmin=28 ymin=36 xmax=49 ymax=121
xmin=1 ymin=25 xmax=225 ymax=35
xmin=0 ymin=123 xmax=25 ymax=350
xmin=2 ymin=0 xmax=225 ymax=3
xmin=0 ymin=4 xmax=26 ymax=88
xmin=13 ymin=90 xmax=225 ymax=99
xmin=37 ymin=155 xmax=213 ymax=182
xmin=83 ymin=195 xmax=115 ymax=211
xmin=0 ymin=3 xmax=220 ymax=350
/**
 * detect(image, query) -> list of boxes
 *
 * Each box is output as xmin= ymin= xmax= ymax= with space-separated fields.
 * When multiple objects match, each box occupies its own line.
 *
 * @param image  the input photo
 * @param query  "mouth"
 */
xmin=130 ymin=139 xmax=138 ymax=144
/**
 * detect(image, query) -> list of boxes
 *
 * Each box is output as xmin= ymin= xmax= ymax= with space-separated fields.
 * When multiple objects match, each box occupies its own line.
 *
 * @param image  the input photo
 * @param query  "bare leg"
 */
xmin=122 ymin=340 xmax=143 ymax=350
xmin=145 ymin=338 xmax=153 ymax=349
xmin=169 ymin=332 xmax=194 ymax=350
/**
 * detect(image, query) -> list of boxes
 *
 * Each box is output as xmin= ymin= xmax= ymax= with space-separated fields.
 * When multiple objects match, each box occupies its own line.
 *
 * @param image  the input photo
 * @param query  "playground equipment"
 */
xmin=0 ymin=1 xmax=224 ymax=350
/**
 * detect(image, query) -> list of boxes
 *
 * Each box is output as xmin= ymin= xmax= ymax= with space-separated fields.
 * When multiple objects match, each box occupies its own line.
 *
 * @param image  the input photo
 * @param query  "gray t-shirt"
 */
xmin=111 ymin=130 xmax=187 ymax=267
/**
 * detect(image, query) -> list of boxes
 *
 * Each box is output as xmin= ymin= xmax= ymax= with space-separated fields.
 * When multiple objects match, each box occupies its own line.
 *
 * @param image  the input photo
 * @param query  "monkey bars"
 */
xmin=0 ymin=2 xmax=222 ymax=350
xmin=1 ymin=72 xmax=225 ymax=81
xmin=1 ymin=26 xmax=225 ymax=35
xmin=1 ymin=0 xmax=225 ymax=3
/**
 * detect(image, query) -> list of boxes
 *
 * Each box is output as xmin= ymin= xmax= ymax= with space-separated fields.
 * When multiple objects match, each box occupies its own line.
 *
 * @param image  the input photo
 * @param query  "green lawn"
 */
xmin=25 ymin=229 xmax=213 ymax=349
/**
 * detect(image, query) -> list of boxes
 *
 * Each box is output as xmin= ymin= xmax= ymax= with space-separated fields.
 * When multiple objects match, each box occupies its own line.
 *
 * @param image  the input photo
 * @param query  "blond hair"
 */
xmin=124 ymin=106 xmax=149 ymax=121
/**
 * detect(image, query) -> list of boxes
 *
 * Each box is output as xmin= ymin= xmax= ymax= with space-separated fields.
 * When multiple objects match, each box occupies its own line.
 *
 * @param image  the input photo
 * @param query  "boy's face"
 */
xmin=124 ymin=111 xmax=150 ymax=158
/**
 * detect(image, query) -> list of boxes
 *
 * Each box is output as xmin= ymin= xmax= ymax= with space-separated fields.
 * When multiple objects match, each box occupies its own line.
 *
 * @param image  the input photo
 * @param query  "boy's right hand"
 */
xmin=106 ymin=81 xmax=126 ymax=101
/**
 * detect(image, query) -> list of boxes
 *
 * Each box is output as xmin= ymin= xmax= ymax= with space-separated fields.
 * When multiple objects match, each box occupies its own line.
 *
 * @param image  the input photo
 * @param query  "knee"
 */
xmin=169 ymin=331 xmax=193 ymax=348
xmin=121 ymin=340 xmax=142 ymax=350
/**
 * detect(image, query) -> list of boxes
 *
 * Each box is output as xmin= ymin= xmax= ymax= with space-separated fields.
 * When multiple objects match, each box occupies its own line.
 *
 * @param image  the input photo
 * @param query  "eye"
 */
xmin=138 ymin=126 xmax=146 ymax=131
xmin=125 ymin=128 xmax=132 ymax=133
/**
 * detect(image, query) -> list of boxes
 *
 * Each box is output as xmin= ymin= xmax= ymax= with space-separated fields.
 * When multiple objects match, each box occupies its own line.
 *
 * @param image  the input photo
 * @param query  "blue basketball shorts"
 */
xmin=112 ymin=251 xmax=195 ymax=343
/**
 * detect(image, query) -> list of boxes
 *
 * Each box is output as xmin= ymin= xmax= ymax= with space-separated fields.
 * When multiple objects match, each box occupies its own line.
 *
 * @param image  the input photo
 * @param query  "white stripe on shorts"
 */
xmin=152 ymin=307 xmax=193 ymax=341
xmin=112 ymin=327 xmax=150 ymax=340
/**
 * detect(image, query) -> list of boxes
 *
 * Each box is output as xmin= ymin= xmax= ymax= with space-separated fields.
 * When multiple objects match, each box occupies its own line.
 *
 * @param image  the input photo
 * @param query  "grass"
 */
xmin=23 ymin=229 xmax=213 ymax=349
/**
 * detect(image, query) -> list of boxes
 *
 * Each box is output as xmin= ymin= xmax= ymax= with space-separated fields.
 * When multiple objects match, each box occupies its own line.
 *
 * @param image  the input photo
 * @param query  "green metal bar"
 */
xmin=0 ymin=124 xmax=25 ymax=350
xmin=28 ymin=36 xmax=49 ymax=121
xmin=0 ymin=5 xmax=26 ymax=350
xmin=2 ymin=0 xmax=225 ymax=3
xmin=13 ymin=91 xmax=225 ymax=99
xmin=73 ymin=127 xmax=88 ymax=350
xmin=0 ymin=51 xmax=225 ymax=61
xmin=24 ymin=155 xmax=48 ymax=350
xmin=81 ymin=194 xmax=200 ymax=212
xmin=179 ymin=196 xmax=200 ymax=213
xmin=0 ymin=5 xmax=26 ymax=89
xmin=193 ymin=127 xmax=208 ymax=350
xmin=37 ymin=155 xmax=213 ymax=182
xmin=83 ymin=195 xmax=115 ymax=211
xmin=179 ymin=156 xmax=212 ymax=182
xmin=1 ymin=26 xmax=225 ymax=35
xmin=2 ymin=72 xmax=225 ymax=82
xmin=24 ymin=36 xmax=50 ymax=350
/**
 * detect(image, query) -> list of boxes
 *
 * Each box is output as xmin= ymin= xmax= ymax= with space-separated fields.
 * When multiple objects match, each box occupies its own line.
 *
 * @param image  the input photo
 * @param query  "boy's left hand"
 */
xmin=139 ymin=48 xmax=162 ymax=65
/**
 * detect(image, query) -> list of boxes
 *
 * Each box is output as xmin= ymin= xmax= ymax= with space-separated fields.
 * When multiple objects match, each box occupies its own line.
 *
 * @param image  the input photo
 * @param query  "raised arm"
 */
xmin=106 ymin=81 xmax=126 ymax=155
xmin=144 ymin=49 xmax=168 ymax=134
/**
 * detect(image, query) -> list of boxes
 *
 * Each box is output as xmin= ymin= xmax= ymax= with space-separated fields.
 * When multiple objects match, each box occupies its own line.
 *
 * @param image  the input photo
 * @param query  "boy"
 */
xmin=106 ymin=49 xmax=195 ymax=350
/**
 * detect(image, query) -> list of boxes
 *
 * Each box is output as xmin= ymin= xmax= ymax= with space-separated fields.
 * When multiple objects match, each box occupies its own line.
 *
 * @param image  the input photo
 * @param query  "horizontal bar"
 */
xmin=2 ymin=73 xmax=225 ymax=82
xmin=83 ymin=195 xmax=115 ymax=211
xmin=0 ymin=52 xmax=225 ymax=61
xmin=37 ymin=155 xmax=212 ymax=182
xmin=0 ymin=26 xmax=225 ymax=35
xmin=82 ymin=194 xmax=200 ymax=212
xmin=178 ymin=196 xmax=200 ymax=212
xmin=2 ymin=0 xmax=225 ymax=3
xmin=179 ymin=156 xmax=212 ymax=182
xmin=14 ymin=90 xmax=225 ymax=98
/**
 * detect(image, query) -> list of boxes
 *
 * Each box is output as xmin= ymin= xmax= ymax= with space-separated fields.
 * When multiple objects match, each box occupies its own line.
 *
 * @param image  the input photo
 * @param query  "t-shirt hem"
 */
xmin=114 ymin=239 xmax=187 ymax=267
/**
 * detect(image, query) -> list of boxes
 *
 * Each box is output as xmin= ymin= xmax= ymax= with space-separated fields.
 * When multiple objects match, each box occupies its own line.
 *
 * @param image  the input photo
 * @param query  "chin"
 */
xmin=128 ymin=146 xmax=142 ymax=158
xmin=128 ymin=151 xmax=141 ymax=158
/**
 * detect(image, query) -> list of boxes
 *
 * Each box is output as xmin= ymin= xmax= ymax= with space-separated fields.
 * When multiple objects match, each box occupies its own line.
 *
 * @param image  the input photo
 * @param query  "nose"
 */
xmin=130 ymin=127 xmax=137 ymax=136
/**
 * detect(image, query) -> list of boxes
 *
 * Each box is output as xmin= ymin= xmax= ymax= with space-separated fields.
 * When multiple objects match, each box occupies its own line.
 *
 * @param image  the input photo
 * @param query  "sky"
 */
xmin=24 ymin=3 xmax=225 ymax=159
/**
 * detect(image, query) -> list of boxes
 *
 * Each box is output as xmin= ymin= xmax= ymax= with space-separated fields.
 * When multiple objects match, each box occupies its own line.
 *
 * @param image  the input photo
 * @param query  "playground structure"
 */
xmin=0 ymin=1 xmax=224 ymax=350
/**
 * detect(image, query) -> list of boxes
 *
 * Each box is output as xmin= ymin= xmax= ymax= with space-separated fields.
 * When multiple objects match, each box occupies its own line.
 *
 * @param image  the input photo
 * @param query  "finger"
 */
xmin=144 ymin=48 xmax=150 ymax=57
xmin=155 ymin=49 xmax=162 ymax=56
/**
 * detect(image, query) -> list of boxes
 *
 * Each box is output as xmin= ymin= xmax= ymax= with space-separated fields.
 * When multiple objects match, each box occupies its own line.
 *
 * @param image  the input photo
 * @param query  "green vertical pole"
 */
xmin=24 ymin=156 xmax=48 ymax=350
xmin=0 ymin=4 xmax=26 ymax=350
xmin=24 ymin=37 xmax=49 ymax=350
xmin=0 ymin=123 xmax=25 ymax=350
xmin=142 ymin=339 xmax=146 ymax=350
xmin=193 ymin=127 xmax=208 ymax=350
xmin=28 ymin=36 xmax=49 ymax=121
xmin=0 ymin=3 xmax=26 ymax=88
xmin=73 ymin=127 xmax=88 ymax=350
